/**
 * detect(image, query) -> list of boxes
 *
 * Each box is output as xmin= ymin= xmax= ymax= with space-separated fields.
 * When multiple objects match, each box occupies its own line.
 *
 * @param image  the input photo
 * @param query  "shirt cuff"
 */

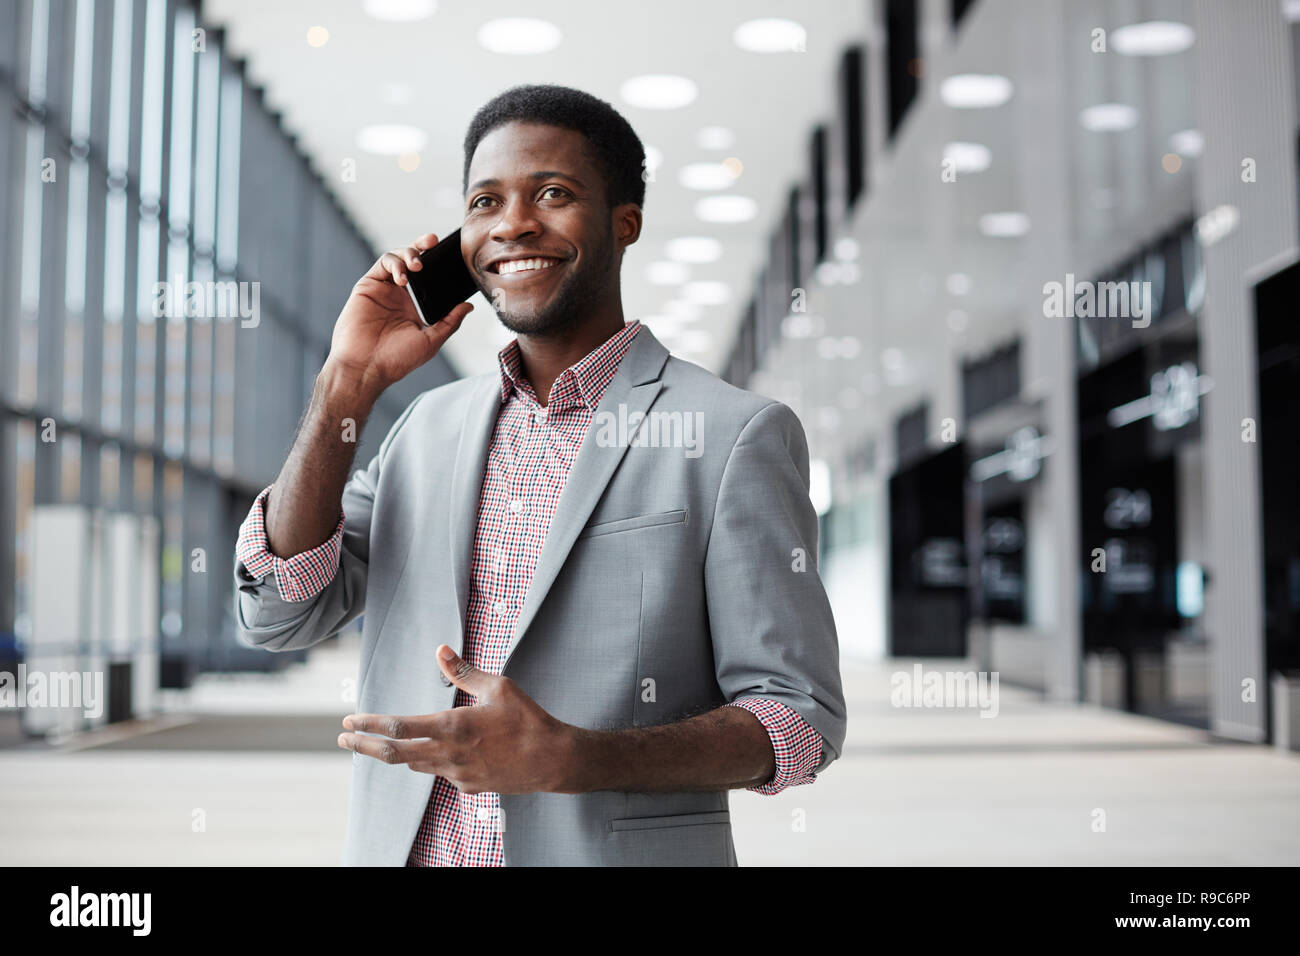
xmin=235 ymin=484 xmax=345 ymax=603
xmin=725 ymin=697 xmax=824 ymax=795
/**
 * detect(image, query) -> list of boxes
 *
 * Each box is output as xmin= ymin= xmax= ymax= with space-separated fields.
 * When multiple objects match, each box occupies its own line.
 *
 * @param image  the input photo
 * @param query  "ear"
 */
xmin=614 ymin=202 xmax=642 ymax=247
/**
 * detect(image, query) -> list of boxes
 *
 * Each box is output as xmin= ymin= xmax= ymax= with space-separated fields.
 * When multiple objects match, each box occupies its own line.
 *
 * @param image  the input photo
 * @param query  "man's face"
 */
xmin=461 ymin=121 xmax=639 ymax=336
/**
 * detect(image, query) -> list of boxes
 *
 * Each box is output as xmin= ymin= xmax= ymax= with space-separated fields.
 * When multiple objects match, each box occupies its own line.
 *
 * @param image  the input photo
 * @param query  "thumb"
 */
xmin=437 ymin=644 xmax=492 ymax=696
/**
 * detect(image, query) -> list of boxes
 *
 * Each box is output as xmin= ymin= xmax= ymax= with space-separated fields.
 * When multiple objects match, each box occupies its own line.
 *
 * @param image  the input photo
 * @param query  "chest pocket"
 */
xmin=578 ymin=508 xmax=687 ymax=539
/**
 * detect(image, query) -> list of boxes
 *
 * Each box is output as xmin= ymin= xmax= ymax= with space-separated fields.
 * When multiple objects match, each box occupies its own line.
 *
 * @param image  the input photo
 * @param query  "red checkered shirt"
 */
xmin=235 ymin=319 xmax=824 ymax=866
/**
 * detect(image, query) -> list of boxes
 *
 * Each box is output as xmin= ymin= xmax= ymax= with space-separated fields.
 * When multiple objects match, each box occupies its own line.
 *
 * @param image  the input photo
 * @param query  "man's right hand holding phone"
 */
xmin=261 ymin=232 xmax=473 ymax=559
xmin=325 ymin=231 xmax=475 ymax=407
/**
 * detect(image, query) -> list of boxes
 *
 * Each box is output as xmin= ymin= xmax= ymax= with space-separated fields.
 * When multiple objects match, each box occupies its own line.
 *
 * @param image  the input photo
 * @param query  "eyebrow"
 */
xmin=467 ymin=170 xmax=585 ymax=193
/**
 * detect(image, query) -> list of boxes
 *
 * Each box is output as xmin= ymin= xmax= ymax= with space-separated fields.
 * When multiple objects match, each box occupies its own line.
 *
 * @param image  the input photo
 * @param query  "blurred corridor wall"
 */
xmin=0 ymin=0 xmax=459 ymax=683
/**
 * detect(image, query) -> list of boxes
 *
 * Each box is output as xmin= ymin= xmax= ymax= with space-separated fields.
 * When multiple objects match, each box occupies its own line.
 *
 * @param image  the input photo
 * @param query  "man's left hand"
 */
xmin=336 ymin=644 xmax=576 ymax=794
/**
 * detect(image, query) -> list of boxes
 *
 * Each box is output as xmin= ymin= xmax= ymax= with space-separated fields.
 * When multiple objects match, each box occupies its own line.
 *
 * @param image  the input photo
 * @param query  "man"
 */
xmin=233 ymin=83 xmax=846 ymax=866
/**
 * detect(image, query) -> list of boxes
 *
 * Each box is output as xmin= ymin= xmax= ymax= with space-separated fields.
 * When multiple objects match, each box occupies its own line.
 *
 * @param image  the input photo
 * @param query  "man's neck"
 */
xmin=516 ymin=313 xmax=628 ymax=406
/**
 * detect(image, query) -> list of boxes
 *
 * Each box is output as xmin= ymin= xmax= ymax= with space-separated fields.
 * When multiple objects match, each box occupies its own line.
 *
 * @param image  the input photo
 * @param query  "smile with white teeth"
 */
xmin=495 ymin=257 xmax=561 ymax=275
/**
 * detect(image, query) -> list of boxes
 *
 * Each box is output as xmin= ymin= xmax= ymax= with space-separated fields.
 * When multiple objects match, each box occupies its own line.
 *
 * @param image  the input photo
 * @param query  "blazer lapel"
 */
xmin=447 ymin=373 xmax=504 ymax=651
xmin=504 ymin=325 xmax=670 ymax=666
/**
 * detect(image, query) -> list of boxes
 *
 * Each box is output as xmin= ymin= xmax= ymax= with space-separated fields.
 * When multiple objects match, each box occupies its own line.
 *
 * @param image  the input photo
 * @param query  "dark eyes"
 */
xmin=471 ymin=186 xmax=569 ymax=209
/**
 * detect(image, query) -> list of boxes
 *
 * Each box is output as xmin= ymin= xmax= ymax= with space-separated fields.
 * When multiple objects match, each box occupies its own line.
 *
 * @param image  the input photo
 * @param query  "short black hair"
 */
xmin=462 ymin=83 xmax=647 ymax=210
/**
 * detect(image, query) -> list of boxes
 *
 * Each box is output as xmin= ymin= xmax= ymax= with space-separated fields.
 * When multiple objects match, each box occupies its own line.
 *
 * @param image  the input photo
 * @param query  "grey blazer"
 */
xmin=234 ymin=324 xmax=847 ymax=866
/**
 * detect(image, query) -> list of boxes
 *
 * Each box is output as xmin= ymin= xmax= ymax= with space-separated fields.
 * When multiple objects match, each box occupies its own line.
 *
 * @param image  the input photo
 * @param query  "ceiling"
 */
xmin=749 ymin=0 xmax=1200 ymax=472
xmin=200 ymin=0 xmax=869 ymax=377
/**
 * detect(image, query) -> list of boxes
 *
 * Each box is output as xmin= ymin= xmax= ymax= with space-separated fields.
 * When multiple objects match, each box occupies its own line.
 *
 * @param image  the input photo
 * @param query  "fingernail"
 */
xmin=438 ymin=645 xmax=455 ymax=661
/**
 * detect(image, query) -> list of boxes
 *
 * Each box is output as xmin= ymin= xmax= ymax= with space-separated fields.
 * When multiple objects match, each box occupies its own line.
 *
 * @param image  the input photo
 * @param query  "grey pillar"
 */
xmin=1192 ymin=0 xmax=1299 ymax=742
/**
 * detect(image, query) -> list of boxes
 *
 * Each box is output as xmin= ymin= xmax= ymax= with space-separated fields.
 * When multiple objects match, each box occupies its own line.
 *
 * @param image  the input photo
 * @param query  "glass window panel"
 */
xmin=100 ymin=441 xmax=121 ymax=507
xmin=13 ymin=420 xmax=37 ymax=646
xmin=60 ymin=432 xmax=80 ymax=502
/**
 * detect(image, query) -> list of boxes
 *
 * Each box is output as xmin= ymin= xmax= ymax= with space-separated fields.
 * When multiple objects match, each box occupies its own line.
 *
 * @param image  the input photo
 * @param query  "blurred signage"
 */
xmin=918 ymin=537 xmax=966 ymax=587
xmin=1107 ymin=361 xmax=1211 ymax=430
xmin=970 ymin=426 xmax=1053 ymax=483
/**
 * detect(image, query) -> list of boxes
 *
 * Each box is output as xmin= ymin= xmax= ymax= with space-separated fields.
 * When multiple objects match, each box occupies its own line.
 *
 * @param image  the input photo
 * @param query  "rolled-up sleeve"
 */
xmin=705 ymin=400 xmax=847 ymax=776
xmin=725 ymin=697 xmax=824 ymax=794
xmin=235 ymin=485 xmax=345 ymax=603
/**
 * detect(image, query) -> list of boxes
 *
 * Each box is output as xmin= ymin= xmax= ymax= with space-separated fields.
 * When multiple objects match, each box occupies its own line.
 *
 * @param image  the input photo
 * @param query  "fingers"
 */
xmin=377 ymin=251 xmax=409 ymax=287
xmin=337 ymin=730 xmax=419 ymax=765
xmin=374 ymin=233 xmax=439 ymax=287
xmin=420 ymin=301 xmax=474 ymax=346
xmin=342 ymin=713 xmax=436 ymax=739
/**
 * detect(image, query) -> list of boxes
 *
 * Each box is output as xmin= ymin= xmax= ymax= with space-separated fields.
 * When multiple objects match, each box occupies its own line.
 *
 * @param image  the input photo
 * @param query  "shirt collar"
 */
xmin=497 ymin=319 xmax=642 ymax=411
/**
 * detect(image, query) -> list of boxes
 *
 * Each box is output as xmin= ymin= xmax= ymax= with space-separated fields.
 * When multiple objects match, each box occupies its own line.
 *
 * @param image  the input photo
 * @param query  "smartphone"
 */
xmin=405 ymin=227 xmax=479 ymax=326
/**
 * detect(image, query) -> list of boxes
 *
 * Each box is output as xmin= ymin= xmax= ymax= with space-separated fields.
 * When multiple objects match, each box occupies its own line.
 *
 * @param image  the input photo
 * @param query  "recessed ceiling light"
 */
xmin=781 ymin=313 xmax=823 ymax=339
xmin=356 ymin=123 xmax=427 ymax=155
xmin=834 ymin=237 xmax=859 ymax=261
xmin=946 ymin=272 xmax=971 ymax=295
xmin=940 ymin=73 xmax=1013 ymax=108
xmin=306 ymin=25 xmax=329 ymax=47
xmin=477 ymin=18 xmax=562 ymax=54
xmin=665 ymin=237 xmax=722 ymax=264
xmin=1287 ymin=0 xmax=1300 ymax=22
xmin=733 ymin=18 xmax=806 ymax=53
xmin=621 ymin=74 xmax=697 ymax=110
xmin=881 ymin=347 xmax=905 ymax=371
xmin=363 ymin=0 xmax=436 ymax=22
xmin=1111 ymin=21 xmax=1194 ymax=56
xmin=646 ymin=261 xmax=690 ymax=285
xmin=1169 ymin=128 xmax=1204 ymax=157
xmin=979 ymin=212 xmax=1030 ymax=237
xmin=679 ymin=162 xmax=740 ymax=191
xmin=1079 ymin=103 xmax=1138 ymax=131
xmin=642 ymin=144 xmax=663 ymax=180
xmin=943 ymin=141 xmax=992 ymax=173
xmin=682 ymin=281 xmax=731 ymax=305
xmin=663 ymin=299 xmax=702 ymax=319
xmin=695 ymin=195 xmax=757 ymax=223
xmin=696 ymin=126 xmax=735 ymax=150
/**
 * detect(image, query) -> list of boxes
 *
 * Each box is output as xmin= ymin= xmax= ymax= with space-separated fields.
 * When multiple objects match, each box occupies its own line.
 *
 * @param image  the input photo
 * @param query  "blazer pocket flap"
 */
xmin=579 ymin=509 xmax=687 ymax=539
xmin=609 ymin=810 xmax=730 ymax=832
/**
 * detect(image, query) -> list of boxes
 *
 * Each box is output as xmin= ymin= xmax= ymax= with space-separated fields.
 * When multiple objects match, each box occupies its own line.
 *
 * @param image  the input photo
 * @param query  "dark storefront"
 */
xmin=1075 ymin=220 xmax=1210 ymax=726
xmin=1254 ymin=256 xmax=1300 ymax=741
xmin=889 ymin=404 xmax=969 ymax=657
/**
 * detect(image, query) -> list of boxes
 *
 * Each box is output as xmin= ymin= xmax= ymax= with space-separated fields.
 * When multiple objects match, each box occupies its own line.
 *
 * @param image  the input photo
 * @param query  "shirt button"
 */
xmin=509 ymin=499 xmax=524 ymax=514
xmin=493 ymin=600 xmax=507 ymax=617
xmin=534 ymin=411 xmax=546 ymax=424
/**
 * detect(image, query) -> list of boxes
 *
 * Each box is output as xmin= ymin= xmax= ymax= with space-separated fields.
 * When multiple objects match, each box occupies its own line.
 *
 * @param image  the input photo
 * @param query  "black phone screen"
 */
xmin=405 ymin=227 xmax=480 ymax=326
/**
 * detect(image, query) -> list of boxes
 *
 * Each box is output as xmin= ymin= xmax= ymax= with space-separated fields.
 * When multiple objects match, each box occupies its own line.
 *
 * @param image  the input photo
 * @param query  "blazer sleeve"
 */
xmin=232 ymin=393 xmax=424 ymax=653
xmin=704 ymin=400 xmax=848 ymax=775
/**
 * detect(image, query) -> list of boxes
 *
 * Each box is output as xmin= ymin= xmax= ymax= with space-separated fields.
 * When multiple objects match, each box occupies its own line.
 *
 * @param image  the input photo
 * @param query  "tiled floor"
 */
xmin=2 ymin=646 xmax=1298 ymax=865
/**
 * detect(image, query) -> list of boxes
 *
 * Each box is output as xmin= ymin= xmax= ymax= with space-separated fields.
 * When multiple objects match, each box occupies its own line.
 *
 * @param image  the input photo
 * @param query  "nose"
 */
xmin=489 ymin=196 xmax=543 ymax=248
